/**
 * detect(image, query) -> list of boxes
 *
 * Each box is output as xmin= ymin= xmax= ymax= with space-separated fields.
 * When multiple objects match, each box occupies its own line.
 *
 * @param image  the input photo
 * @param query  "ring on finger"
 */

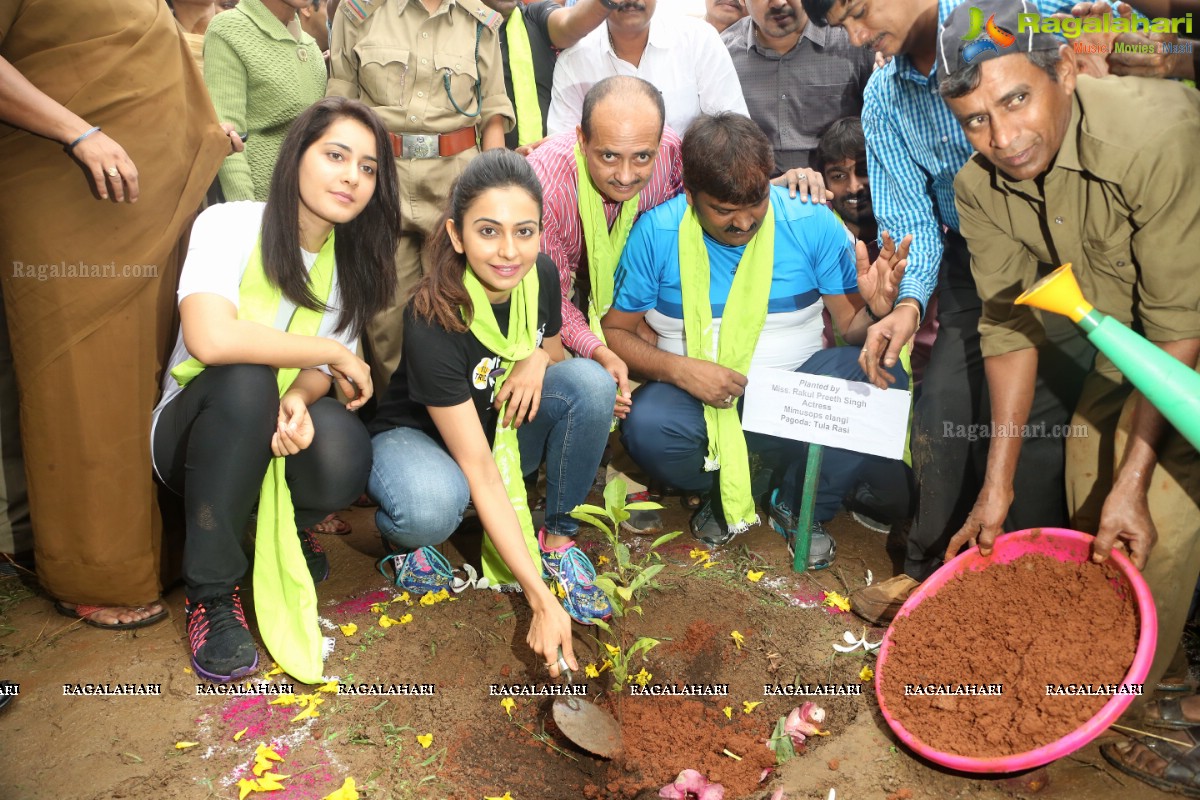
xmin=106 ymin=167 xmax=119 ymax=178
xmin=798 ymin=175 xmax=807 ymax=181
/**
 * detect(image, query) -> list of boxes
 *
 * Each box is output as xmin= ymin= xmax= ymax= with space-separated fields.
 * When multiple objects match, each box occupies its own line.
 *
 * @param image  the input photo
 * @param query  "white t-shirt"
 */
xmin=547 ymin=12 xmax=749 ymax=137
xmin=152 ymin=202 xmax=356 ymax=467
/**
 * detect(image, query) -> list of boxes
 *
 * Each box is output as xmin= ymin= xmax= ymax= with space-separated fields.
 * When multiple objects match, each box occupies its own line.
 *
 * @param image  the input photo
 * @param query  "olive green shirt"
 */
xmin=327 ymin=0 xmax=513 ymax=136
xmin=955 ymin=75 xmax=1200 ymax=369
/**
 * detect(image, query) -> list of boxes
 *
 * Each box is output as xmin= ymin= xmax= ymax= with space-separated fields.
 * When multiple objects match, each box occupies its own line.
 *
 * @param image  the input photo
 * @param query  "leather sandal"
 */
xmin=1146 ymin=697 xmax=1200 ymax=731
xmin=1101 ymin=725 xmax=1200 ymax=797
xmin=54 ymin=600 xmax=169 ymax=630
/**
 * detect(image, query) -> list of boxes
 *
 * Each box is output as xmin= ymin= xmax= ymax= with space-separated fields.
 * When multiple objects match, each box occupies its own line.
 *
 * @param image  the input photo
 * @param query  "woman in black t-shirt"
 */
xmin=368 ymin=150 xmax=617 ymax=677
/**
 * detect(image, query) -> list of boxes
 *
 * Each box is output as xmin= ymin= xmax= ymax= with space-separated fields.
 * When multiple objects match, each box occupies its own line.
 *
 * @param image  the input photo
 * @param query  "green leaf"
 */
xmin=569 ymin=511 xmax=613 ymax=539
xmin=624 ymin=501 xmax=663 ymax=511
xmin=649 ymin=530 xmax=684 ymax=550
xmin=615 ymin=542 xmax=631 ymax=566
xmin=616 ymin=586 xmax=634 ymax=601
xmin=767 ymin=715 xmax=796 ymax=765
xmin=603 ymin=477 xmax=628 ymax=517
xmin=612 ymin=507 xmax=630 ymax=526
xmin=627 ymin=605 xmax=643 ymax=615
xmin=591 ymin=618 xmax=612 ymax=634
xmin=627 ymin=638 xmax=659 ymax=660
xmin=571 ymin=503 xmax=609 ymax=518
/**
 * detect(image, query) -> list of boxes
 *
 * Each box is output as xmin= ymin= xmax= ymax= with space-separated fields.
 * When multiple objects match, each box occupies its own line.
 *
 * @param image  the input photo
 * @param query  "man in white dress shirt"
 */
xmin=547 ymin=0 xmax=748 ymax=136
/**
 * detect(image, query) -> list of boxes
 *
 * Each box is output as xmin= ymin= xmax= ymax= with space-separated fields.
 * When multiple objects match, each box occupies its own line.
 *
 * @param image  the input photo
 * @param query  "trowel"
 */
xmin=550 ymin=647 xmax=624 ymax=759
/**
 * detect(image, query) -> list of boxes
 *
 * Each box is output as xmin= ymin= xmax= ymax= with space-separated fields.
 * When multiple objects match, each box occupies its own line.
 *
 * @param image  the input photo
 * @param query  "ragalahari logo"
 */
xmin=961 ymin=6 xmax=1017 ymax=62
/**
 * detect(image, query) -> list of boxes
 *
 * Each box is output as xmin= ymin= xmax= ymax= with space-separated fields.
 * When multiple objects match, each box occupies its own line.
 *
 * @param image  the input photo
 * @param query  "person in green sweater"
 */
xmin=205 ymin=0 xmax=329 ymax=201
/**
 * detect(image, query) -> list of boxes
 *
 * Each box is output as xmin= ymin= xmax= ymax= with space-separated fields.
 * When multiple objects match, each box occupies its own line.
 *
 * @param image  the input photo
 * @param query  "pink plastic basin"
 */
xmin=874 ymin=528 xmax=1158 ymax=773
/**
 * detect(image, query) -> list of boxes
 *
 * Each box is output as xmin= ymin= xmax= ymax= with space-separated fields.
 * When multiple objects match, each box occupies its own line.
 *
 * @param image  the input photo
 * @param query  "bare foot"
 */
xmin=59 ymin=601 xmax=166 ymax=627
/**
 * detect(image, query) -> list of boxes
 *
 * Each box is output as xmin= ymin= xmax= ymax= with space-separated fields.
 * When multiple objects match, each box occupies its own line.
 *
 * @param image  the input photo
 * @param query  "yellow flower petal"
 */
xmin=599 ymin=658 xmax=612 ymax=673
xmin=746 ymin=569 xmax=764 ymax=582
xmin=398 ymin=612 xmax=413 ymax=624
xmin=233 ymin=727 xmax=249 ymax=742
xmin=393 ymin=592 xmax=410 ymax=605
xmin=689 ymin=548 xmax=710 ymax=561
xmin=501 ymin=697 xmax=516 ymax=717
xmin=603 ymin=643 xmax=621 ymax=656
xmin=419 ymin=593 xmax=437 ymax=606
xmin=584 ymin=664 xmax=600 ymax=679
xmin=291 ymin=705 xmax=321 ymax=722
xmin=183 ymin=667 xmax=193 ymax=674
xmin=822 ymin=591 xmax=851 ymax=613
xmin=237 ymin=778 xmax=259 ymax=800
xmin=321 ymin=777 xmax=359 ymax=800
xmin=379 ymin=614 xmax=397 ymax=628
xmin=338 ymin=623 xmax=358 ymax=637
xmin=174 ymin=741 xmax=199 ymax=750
xmin=742 ymin=701 xmax=762 ymax=714
xmin=702 ymin=560 xmax=718 ymax=569
xmin=416 ymin=733 xmax=433 ymax=749
xmin=318 ymin=680 xmax=340 ymax=694
xmin=596 ymin=555 xmax=609 ymax=565
xmin=484 ymin=792 xmax=515 ymax=800
xmin=722 ymin=706 xmax=732 ymax=720
xmin=633 ymin=668 xmax=652 ymax=687
xmin=256 ymin=772 xmax=290 ymax=790
xmin=860 ymin=665 xmax=874 ymax=681
xmin=434 ymin=588 xmax=450 ymax=602
xmin=370 ymin=603 xmax=386 ymax=614
xmin=268 ymin=694 xmax=298 ymax=706
xmin=266 ymin=666 xmax=285 ymax=677
xmin=730 ymin=630 xmax=745 ymax=650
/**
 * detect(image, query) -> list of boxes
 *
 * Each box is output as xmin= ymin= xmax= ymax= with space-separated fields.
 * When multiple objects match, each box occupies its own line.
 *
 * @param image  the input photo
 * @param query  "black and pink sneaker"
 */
xmin=298 ymin=528 xmax=330 ymax=583
xmin=185 ymin=590 xmax=258 ymax=683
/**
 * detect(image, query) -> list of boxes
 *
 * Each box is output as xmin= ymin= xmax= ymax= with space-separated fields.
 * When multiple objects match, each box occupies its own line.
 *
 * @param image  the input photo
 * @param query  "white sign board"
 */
xmin=741 ymin=367 xmax=912 ymax=460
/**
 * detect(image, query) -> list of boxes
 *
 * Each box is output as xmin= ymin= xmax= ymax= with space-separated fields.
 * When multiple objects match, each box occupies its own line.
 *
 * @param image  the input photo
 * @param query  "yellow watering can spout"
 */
xmin=1015 ymin=264 xmax=1095 ymax=323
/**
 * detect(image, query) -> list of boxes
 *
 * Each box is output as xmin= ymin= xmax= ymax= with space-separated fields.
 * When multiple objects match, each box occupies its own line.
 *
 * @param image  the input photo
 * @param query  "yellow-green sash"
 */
xmin=462 ymin=266 xmax=543 ymax=586
xmin=575 ymin=143 xmax=639 ymax=342
xmin=507 ymin=7 xmax=543 ymax=147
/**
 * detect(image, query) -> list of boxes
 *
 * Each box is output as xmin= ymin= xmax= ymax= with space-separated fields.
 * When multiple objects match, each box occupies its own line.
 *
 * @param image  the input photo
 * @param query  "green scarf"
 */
xmin=507 ymin=7 xmax=542 ymax=147
xmin=171 ymin=235 xmax=335 ymax=685
xmin=678 ymin=202 xmax=775 ymax=533
xmin=575 ymin=143 xmax=640 ymax=342
xmin=463 ymin=266 xmax=543 ymax=586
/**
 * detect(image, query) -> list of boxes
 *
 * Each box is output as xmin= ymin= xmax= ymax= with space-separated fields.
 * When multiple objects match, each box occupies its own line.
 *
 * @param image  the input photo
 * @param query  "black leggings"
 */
xmin=153 ymin=364 xmax=371 ymax=599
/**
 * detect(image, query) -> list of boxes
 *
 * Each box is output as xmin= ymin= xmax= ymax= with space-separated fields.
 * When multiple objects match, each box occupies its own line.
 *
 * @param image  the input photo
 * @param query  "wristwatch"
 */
xmin=599 ymin=0 xmax=622 ymax=10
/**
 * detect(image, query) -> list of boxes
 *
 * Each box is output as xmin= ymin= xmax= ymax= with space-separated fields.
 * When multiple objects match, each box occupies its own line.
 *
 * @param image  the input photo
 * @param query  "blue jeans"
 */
xmin=369 ymin=358 xmax=616 ymax=551
xmin=620 ymin=346 xmax=909 ymax=523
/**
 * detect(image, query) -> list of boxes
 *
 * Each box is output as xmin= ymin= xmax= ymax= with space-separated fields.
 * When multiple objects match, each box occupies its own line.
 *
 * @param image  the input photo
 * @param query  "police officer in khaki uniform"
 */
xmin=328 ymin=0 xmax=515 ymax=391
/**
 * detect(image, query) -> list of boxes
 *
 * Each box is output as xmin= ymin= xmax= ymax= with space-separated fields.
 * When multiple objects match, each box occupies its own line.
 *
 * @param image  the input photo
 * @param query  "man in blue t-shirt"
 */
xmin=601 ymin=112 xmax=909 ymax=562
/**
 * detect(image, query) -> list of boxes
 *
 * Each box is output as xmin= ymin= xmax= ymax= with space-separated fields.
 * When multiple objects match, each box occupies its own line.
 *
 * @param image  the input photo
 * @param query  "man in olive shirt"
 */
xmin=935 ymin=1 xmax=1200 ymax=788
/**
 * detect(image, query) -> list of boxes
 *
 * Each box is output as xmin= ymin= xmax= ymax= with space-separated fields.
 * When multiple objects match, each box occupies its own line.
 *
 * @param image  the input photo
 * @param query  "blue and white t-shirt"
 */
xmin=612 ymin=186 xmax=857 ymax=371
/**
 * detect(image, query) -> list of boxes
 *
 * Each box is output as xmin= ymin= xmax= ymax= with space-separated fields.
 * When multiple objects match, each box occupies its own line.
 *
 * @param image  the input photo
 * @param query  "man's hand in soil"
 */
xmin=678 ymin=359 xmax=747 ymax=409
xmin=944 ymin=484 xmax=1013 ymax=561
xmin=1092 ymin=481 xmax=1158 ymax=570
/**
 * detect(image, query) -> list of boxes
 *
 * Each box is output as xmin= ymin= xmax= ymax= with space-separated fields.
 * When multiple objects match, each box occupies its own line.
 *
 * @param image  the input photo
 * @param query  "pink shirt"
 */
xmin=527 ymin=128 xmax=684 ymax=358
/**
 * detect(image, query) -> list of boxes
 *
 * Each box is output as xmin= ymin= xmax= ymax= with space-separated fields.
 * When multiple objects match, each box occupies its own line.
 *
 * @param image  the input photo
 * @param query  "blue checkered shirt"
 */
xmin=863 ymin=0 xmax=1122 ymax=309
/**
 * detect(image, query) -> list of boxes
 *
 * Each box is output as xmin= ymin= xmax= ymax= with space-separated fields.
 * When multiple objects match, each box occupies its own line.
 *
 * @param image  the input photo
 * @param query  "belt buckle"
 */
xmin=401 ymin=134 xmax=437 ymax=160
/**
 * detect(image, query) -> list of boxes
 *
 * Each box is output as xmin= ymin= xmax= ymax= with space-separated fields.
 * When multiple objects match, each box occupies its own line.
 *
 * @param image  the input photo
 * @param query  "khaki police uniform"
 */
xmin=328 ymin=0 xmax=514 ymax=391
xmin=955 ymin=75 xmax=1200 ymax=696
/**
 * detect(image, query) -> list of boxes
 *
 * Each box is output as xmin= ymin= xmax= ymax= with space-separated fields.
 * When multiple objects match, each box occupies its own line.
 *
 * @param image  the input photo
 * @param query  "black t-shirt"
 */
xmin=499 ymin=0 xmax=559 ymax=150
xmin=369 ymin=255 xmax=562 ymax=445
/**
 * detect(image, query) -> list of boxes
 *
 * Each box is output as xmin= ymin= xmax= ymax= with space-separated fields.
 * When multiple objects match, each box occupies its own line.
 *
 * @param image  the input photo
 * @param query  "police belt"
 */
xmin=389 ymin=127 xmax=477 ymax=159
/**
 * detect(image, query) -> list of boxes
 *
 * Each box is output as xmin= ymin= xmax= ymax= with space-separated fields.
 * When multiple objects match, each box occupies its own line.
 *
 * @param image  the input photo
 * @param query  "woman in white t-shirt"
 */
xmin=152 ymin=98 xmax=400 ymax=683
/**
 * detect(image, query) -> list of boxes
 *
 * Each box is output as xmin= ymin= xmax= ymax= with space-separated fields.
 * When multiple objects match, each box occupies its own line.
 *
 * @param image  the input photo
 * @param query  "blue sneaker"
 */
xmin=377 ymin=546 xmax=454 ymax=596
xmin=539 ymin=533 xmax=611 ymax=625
xmin=768 ymin=489 xmax=836 ymax=570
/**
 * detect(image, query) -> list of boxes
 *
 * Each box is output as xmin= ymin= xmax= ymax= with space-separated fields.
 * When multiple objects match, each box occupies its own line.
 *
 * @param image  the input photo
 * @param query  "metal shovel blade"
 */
xmin=552 ymin=694 xmax=623 ymax=759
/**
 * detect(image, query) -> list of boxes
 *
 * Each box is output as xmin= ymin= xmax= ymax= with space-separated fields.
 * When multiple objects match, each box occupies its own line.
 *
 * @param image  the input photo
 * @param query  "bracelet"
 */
xmin=894 ymin=298 xmax=924 ymax=323
xmin=864 ymin=303 xmax=883 ymax=323
xmin=66 ymin=126 xmax=101 ymax=151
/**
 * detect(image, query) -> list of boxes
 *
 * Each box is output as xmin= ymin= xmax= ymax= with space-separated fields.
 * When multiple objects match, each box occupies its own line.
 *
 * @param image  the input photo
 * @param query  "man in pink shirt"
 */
xmin=527 ymin=76 xmax=681 ymax=533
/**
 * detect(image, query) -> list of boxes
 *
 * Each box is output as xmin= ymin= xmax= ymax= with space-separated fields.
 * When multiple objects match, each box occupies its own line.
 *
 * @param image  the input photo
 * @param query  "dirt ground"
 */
xmin=0 ymin=479 xmax=1178 ymax=800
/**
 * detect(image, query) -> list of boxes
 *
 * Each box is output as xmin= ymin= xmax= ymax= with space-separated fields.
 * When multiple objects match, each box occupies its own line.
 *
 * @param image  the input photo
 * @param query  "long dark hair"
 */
xmin=261 ymin=97 xmax=400 ymax=336
xmin=411 ymin=149 xmax=543 ymax=333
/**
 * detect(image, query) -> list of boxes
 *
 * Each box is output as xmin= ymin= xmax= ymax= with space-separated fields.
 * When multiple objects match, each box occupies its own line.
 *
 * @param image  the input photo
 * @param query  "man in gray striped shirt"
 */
xmin=721 ymin=0 xmax=873 ymax=172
